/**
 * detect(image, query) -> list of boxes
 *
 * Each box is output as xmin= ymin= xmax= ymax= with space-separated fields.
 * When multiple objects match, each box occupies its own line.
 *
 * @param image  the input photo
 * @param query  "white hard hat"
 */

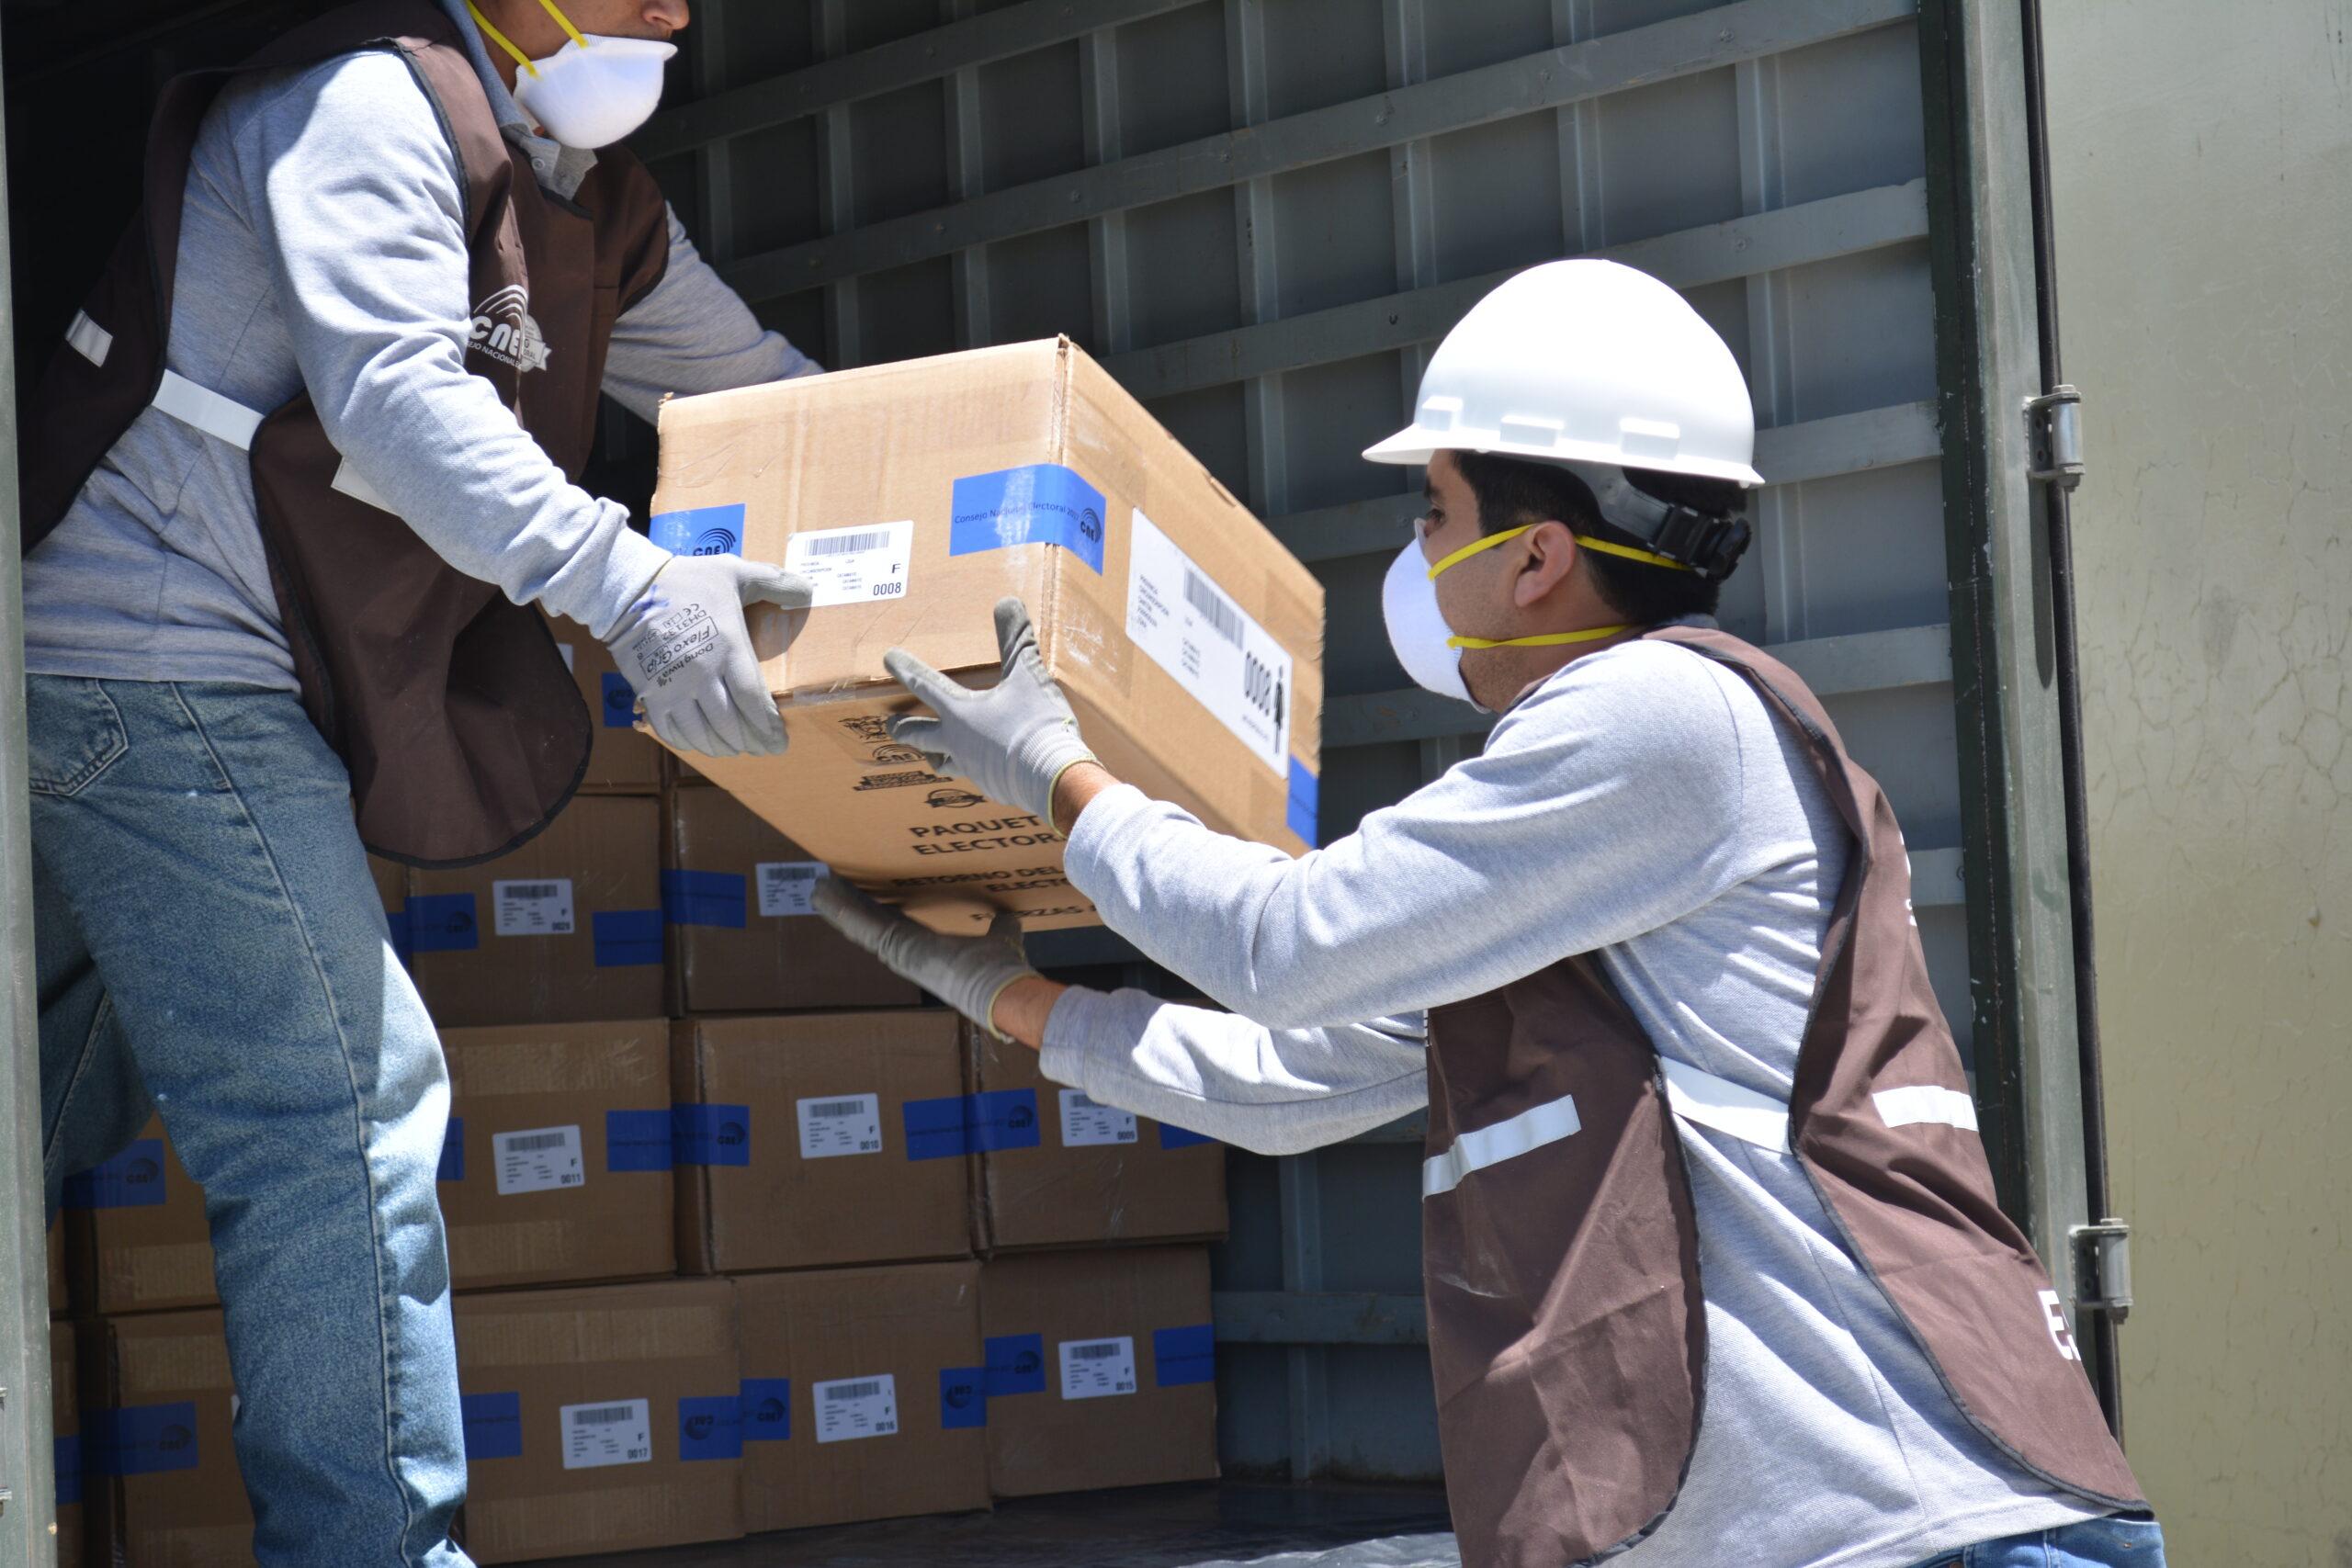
xmin=1364 ymin=259 xmax=1765 ymax=487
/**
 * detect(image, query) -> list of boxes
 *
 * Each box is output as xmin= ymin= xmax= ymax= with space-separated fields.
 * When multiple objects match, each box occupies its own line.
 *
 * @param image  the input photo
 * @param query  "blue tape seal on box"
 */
xmin=673 ymin=1103 xmax=752 ymax=1168
xmin=605 ymin=1109 xmax=675 ymax=1172
xmin=91 ymin=1403 xmax=200 ymax=1476
xmin=967 ymin=1089 xmax=1041 ymax=1152
xmin=649 ymin=502 xmax=746 ymax=558
xmin=939 ymin=1367 xmax=989 ymax=1429
xmin=1152 ymin=1323 xmax=1216 ymax=1387
xmin=901 ymin=1090 xmax=1040 ymax=1158
xmin=54 ymin=1434 xmax=82 ymax=1507
xmin=387 ymin=902 xmax=413 ymax=968
xmin=983 ymin=1333 xmax=1046 ymax=1398
xmin=592 ymin=908 xmax=663 ymax=968
xmin=438 ymin=1118 xmax=465 ymax=1183
xmin=461 ymin=1392 xmax=522 ymax=1461
xmin=1158 ymin=1122 xmax=1217 ymax=1151
xmin=63 ymin=1139 xmax=168 ymax=1212
xmin=600 ymin=671 xmax=638 ymax=728
xmin=680 ymin=1394 xmax=744 ymax=1461
xmin=406 ymin=893 xmax=481 ymax=953
xmin=1287 ymin=756 xmax=1321 ymax=847
xmin=949 ymin=465 xmax=1107 ymax=573
xmin=740 ymin=1378 xmax=791 ymax=1441
xmin=662 ymin=869 xmax=746 ymax=929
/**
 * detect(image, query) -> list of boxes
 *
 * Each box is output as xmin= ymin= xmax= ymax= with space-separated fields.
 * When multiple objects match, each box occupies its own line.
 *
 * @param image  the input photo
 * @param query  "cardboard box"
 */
xmin=967 ymin=1028 xmax=1227 ymax=1252
xmin=409 ymin=795 xmax=664 ymax=1028
xmin=734 ymin=1263 xmax=991 ymax=1533
xmin=371 ymin=852 xmax=412 ymax=968
xmin=62 ymin=1120 xmax=216 ymax=1315
xmin=87 ymin=1308 xmax=251 ymax=1567
xmin=673 ymin=1013 xmax=971 ymax=1274
xmin=978 ymin=1247 xmax=1219 ymax=1497
xmin=548 ymin=612 xmax=665 ymax=794
xmin=664 ymin=785 xmax=922 ymax=1014
xmin=440 ymin=1021 xmax=675 ymax=1292
xmin=52 ymin=1320 xmax=82 ymax=1568
xmin=455 ymin=1280 xmax=742 ymax=1564
xmin=650 ymin=337 xmax=1325 ymax=934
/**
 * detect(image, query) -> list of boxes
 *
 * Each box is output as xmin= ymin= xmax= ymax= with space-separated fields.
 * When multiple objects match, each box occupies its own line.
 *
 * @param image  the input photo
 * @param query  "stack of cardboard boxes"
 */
xmin=52 ymin=336 xmax=1324 ymax=1564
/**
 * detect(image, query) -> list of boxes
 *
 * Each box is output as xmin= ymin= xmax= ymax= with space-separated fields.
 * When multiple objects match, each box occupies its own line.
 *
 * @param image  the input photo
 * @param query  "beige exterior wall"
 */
xmin=2042 ymin=4 xmax=2352 ymax=1562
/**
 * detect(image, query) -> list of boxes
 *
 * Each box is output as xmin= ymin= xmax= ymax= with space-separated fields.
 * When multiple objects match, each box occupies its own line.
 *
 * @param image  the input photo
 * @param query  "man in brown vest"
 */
xmin=20 ymin=1 xmax=809 ymax=1558
xmin=818 ymin=262 xmax=2167 ymax=1568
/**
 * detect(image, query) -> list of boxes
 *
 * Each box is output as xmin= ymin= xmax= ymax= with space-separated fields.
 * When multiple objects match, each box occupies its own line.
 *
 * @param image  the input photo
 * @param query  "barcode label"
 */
xmin=804 ymin=530 xmax=894 ymax=558
xmin=786 ymin=520 xmax=915 ymax=608
xmin=560 ymin=1398 xmax=651 ymax=1470
xmin=493 ymin=1124 xmax=583 ymax=1196
xmin=492 ymin=877 xmax=574 ymax=937
xmin=1125 ymin=509 xmax=1293 ymax=776
xmin=1182 ymin=569 xmax=1247 ymax=649
xmin=797 ymin=1093 xmax=883 ymax=1160
xmin=1059 ymin=1088 xmax=1138 ymax=1148
xmin=814 ymin=1372 xmax=899 ymax=1444
xmin=1057 ymin=1337 xmax=1137 ymax=1400
xmin=756 ymin=860 xmax=828 ymax=918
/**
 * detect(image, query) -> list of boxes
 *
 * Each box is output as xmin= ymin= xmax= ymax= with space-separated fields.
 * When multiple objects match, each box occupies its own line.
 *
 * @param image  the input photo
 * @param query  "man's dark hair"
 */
xmin=1451 ymin=450 xmax=1747 ymax=624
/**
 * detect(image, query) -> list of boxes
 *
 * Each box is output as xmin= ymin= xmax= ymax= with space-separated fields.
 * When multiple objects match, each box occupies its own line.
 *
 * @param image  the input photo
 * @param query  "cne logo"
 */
xmin=2038 ymin=1289 xmax=2081 ymax=1361
xmin=469 ymin=285 xmax=551 ymax=373
xmin=1077 ymin=507 xmax=1102 ymax=543
xmin=752 ymin=1394 xmax=786 ymax=1426
xmin=124 ymin=1156 xmax=162 ymax=1188
xmin=689 ymin=526 xmax=738 ymax=556
xmin=684 ymin=1412 xmax=718 ymax=1443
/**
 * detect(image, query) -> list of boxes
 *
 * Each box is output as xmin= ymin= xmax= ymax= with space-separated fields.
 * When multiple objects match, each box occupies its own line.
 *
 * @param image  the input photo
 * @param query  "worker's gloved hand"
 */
xmin=812 ymin=877 xmax=1038 ymax=1038
xmin=885 ymin=597 xmax=1095 ymax=823
xmin=606 ymin=553 xmax=809 ymax=758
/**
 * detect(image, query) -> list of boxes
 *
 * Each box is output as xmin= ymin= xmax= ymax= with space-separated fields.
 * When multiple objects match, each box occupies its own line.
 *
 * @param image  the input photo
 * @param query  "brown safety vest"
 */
xmin=17 ymin=0 xmax=671 ymax=866
xmin=1422 ymin=625 xmax=2142 ymax=1568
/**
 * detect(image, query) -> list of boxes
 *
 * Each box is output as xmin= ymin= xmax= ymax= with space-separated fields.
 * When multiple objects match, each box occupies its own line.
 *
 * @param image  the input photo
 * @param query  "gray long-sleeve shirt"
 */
xmin=22 ymin=6 xmax=817 ymax=687
xmin=1041 ymin=634 xmax=2107 ymax=1568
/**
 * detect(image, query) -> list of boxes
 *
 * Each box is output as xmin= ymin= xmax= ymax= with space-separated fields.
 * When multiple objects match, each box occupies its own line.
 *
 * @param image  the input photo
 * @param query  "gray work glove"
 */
xmin=812 ymin=877 xmax=1038 ymax=1038
xmin=885 ymin=597 xmax=1095 ymax=823
xmin=606 ymin=553 xmax=809 ymax=758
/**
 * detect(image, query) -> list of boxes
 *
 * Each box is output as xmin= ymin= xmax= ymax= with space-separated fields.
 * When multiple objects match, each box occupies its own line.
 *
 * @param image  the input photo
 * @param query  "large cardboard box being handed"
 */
xmin=648 ymin=337 xmax=1325 ymax=934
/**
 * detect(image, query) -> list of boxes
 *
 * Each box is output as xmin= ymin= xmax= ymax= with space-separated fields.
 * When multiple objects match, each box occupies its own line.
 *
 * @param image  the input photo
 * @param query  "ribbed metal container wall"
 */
xmin=623 ymin=0 xmax=1954 ymax=1485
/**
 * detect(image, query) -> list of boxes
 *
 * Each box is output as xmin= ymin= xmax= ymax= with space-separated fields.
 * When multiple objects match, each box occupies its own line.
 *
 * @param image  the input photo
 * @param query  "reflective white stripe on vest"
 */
xmin=1422 ymin=1092 xmax=1581 ymax=1199
xmin=331 ymin=460 xmax=395 ymax=513
xmin=1872 ymin=1084 xmax=1980 ymax=1132
xmin=1659 ymin=1056 xmax=1791 ymax=1153
xmin=66 ymin=310 xmax=114 ymax=368
xmin=151 ymin=371 xmax=265 ymax=450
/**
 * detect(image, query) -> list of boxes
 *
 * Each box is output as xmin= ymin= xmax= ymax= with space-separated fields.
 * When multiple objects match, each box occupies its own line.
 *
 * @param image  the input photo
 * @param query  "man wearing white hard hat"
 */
xmin=816 ymin=260 xmax=2166 ymax=1568
xmin=18 ymin=1 xmax=818 ymax=1560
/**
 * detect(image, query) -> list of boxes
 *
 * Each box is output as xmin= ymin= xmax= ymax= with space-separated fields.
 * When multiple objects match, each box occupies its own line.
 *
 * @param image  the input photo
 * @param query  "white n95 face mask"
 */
xmin=470 ymin=0 xmax=678 ymax=150
xmin=1383 ymin=537 xmax=1476 ymax=707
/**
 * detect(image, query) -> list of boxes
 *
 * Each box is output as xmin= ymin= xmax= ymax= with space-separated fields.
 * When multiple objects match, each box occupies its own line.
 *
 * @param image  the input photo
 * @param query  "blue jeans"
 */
xmin=29 ymin=677 xmax=469 ymax=1567
xmin=1915 ymin=1516 xmax=2167 ymax=1567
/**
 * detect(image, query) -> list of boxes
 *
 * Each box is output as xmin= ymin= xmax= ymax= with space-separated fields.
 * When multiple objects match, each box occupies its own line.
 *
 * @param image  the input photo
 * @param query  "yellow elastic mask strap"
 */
xmin=1426 ymin=525 xmax=1531 ymax=580
xmin=467 ymin=1 xmax=542 ymax=76
xmin=1573 ymin=534 xmax=1697 ymax=573
xmin=1448 ymin=625 xmax=1635 ymax=651
xmin=532 ymin=0 xmax=593 ymax=50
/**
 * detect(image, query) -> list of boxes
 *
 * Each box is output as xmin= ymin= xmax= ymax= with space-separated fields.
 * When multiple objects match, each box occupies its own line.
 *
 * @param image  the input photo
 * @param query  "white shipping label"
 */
xmin=1125 ymin=510 xmax=1293 ymax=774
xmin=813 ymin=1373 xmax=899 ymax=1444
xmin=756 ymin=861 xmax=829 ymax=918
xmin=797 ymin=1093 xmax=884 ymax=1160
xmin=1059 ymin=1088 xmax=1138 ymax=1148
xmin=493 ymin=878 xmax=574 ymax=937
xmin=1057 ymin=1337 xmax=1138 ymax=1401
xmin=494 ymin=1124 xmax=584 ymax=1196
xmin=560 ymin=1398 xmax=652 ymax=1470
xmin=786 ymin=521 xmax=915 ymax=608
xmin=557 ymin=642 xmax=577 ymax=673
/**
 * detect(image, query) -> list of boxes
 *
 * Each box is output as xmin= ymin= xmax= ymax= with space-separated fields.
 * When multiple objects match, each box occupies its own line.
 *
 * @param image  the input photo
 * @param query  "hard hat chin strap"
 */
xmin=1557 ymin=460 xmax=1755 ymax=581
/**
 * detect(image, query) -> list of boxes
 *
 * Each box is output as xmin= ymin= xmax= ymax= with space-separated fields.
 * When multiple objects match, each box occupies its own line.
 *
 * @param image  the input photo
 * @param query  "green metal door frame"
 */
xmin=1916 ymin=0 xmax=2098 ymax=1355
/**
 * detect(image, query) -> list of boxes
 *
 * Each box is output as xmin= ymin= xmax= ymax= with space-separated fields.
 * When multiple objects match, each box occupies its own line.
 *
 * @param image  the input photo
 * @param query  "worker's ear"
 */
xmin=1511 ymin=519 xmax=1580 ymax=609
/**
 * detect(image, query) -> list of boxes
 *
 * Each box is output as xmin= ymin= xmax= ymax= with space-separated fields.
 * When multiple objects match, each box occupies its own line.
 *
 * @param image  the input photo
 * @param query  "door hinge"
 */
xmin=2071 ymin=1217 xmax=2132 ymax=1324
xmin=2027 ymin=384 xmax=2084 ymax=490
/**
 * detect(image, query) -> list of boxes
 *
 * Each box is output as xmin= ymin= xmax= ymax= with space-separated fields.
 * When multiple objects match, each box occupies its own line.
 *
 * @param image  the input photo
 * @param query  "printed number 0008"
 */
xmin=871 ymin=581 xmax=905 ymax=598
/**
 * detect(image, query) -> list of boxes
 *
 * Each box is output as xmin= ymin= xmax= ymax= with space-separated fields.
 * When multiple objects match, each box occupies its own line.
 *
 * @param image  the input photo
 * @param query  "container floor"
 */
xmin=548 ymin=1483 xmax=1459 ymax=1567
